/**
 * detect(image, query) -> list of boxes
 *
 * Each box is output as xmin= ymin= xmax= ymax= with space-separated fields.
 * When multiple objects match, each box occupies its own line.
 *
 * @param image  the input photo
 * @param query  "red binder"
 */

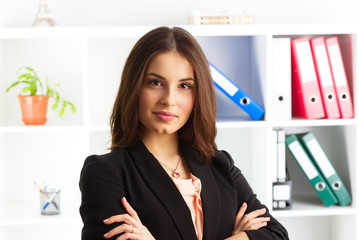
xmin=310 ymin=37 xmax=340 ymax=119
xmin=291 ymin=37 xmax=325 ymax=119
xmin=325 ymin=36 xmax=354 ymax=119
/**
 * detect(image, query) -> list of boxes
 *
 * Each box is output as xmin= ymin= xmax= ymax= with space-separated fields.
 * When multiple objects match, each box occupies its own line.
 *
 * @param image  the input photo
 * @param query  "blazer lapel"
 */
xmin=182 ymin=145 xmax=221 ymax=240
xmin=128 ymin=141 xmax=197 ymax=240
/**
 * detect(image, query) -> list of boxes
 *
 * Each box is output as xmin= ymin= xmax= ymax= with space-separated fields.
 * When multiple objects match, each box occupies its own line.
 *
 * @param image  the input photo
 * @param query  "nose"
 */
xmin=160 ymin=87 xmax=176 ymax=106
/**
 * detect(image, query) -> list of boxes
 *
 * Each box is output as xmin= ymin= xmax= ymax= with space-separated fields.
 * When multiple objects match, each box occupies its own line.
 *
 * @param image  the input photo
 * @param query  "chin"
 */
xmin=158 ymin=129 xmax=176 ymax=135
xmin=146 ymin=124 xmax=183 ymax=136
xmin=154 ymin=127 xmax=178 ymax=135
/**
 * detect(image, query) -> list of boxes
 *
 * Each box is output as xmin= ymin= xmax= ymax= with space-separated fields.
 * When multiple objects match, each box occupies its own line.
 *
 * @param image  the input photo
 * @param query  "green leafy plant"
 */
xmin=5 ymin=66 xmax=76 ymax=116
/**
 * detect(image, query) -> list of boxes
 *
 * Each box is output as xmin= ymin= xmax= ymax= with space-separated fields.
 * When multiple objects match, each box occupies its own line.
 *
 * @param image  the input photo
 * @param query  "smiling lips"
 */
xmin=154 ymin=111 xmax=177 ymax=121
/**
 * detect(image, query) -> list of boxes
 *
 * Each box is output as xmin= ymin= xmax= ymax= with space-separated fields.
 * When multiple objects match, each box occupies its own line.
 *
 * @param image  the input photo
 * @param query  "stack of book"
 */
xmin=291 ymin=36 xmax=353 ymax=119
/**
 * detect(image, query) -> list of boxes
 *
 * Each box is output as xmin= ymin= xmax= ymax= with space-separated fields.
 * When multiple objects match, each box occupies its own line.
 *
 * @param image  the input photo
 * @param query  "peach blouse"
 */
xmin=172 ymin=174 xmax=203 ymax=240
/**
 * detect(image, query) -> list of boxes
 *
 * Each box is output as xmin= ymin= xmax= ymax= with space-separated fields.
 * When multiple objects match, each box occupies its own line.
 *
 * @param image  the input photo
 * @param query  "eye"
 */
xmin=146 ymin=79 xmax=162 ymax=87
xmin=179 ymin=83 xmax=193 ymax=90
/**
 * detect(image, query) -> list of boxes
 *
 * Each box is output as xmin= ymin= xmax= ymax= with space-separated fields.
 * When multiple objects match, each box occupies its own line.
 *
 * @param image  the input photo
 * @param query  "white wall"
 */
xmin=1 ymin=0 xmax=359 ymax=27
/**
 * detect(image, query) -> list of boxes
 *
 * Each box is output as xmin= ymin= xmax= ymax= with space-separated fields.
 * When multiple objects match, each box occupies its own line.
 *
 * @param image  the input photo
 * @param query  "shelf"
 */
xmin=0 ymin=119 xmax=355 ymax=132
xmin=0 ymin=24 xmax=358 ymax=240
xmin=0 ymin=205 xmax=81 ymax=226
xmin=0 ymin=24 xmax=358 ymax=39
xmin=272 ymin=194 xmax=357 ymax=218
xmin=216 ymin=120 xmax=268 ymax=129
xmin=271 ymin=118 xmax=358 ymax=127
xmin=0 ymin=215 xmax=81 ymax=226
xmin=0 ymin=125 xmax=87 ymax=133
xmin=273 ymin=205 xmax=356 ymax=218
xmin=88 ymin=125 xmax=111 ymax=132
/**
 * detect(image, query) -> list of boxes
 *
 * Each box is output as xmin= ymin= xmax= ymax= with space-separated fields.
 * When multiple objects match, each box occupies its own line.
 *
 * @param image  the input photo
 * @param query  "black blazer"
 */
xmin=79 ymin=141 xmax=289 ymax=240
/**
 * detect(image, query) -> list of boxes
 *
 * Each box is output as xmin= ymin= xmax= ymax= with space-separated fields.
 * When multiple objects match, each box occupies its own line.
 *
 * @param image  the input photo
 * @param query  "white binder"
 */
xmin=272 ymin=129 xmax=292 ymax=210
xmin=272 ymin=38 xmax=291 ymax=121
xmin=277 ymin=129 xmax=286 ymax=182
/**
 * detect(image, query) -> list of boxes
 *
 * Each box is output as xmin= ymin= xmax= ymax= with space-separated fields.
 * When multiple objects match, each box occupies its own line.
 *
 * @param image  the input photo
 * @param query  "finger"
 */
xmin=103 ymin=223 xmax=133 ymax=239
xmin=117 ymin=233 xmax=130 ymax=240
xmin=235 ymin=202 xmax=247 ymax=222
xmin=245 ymin=216 xmax=270 ymax=225
xmin=242 ymin=214 xmax=270 ymax=228
xmin=122 ymin=197 xmax=142 ymax=223
xmin=117 ymin=232 xmax=140 ymax=240
xmin=233 ymin=202 xmax=247 ymax=231
xmin=243 ymin=217 xmax=270 ymax=230
xmin=103 ymin=213 xmax=137 ymax=226
xmin=244 ymin=220 xmax=269 ymax=230
xmin=242 ymin=207 xmax=267 ymax=222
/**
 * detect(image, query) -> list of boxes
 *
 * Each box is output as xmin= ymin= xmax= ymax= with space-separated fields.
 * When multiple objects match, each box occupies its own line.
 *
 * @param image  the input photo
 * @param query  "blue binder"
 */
xmin=209 ymin=62 xmax=265 ymax=120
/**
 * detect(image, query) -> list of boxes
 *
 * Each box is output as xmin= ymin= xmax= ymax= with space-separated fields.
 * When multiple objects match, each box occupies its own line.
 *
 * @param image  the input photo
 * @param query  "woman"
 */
xmin=79 ymin=26 xmax=289 ymax=240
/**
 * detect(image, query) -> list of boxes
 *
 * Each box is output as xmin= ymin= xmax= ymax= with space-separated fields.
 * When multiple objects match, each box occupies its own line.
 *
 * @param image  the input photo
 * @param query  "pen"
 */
xmin=43 ymin=186 xmax=59 ymax=210
xmin=43 ymin=191 xmax=59 ymax=210
xmin=33 ymin=180 xmax=49 ymax=198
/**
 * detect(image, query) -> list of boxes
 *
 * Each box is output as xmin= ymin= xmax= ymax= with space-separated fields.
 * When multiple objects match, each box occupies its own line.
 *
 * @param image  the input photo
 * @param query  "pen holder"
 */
xmin=40 ymin=188 xmax=61 ymax=215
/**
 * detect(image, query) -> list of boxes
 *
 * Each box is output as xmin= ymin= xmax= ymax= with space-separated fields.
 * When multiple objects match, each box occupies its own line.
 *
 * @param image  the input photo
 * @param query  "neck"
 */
xmin=142 ymin=131 xmax=191 ymax=179
xmin=141 ymin=132 xmax=180 ymax=162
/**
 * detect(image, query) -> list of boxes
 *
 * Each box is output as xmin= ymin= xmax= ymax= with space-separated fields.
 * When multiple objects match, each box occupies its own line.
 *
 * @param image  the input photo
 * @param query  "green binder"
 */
xmin=285 ymin=134 xmax=338 ymax=207
xmin=300 ymin=132 xmax=352 ymax=206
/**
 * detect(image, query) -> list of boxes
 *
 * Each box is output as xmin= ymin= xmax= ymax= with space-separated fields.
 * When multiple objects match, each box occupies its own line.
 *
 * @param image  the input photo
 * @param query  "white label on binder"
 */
xmin=328 ymin=44 xmax=346 ymax=87
xmin=306 ymin=139 xmax=335 ymax=178
xmin=210 ymin=65 xmax=238 ymax=96
xmin=314 ymin=45 xmax=333 ymax=87
xmin=296 ymin=41 xmax=317 ymax=83
xmin=288 ymin=141 xmax=318 ymax=180
xmin=273 ymin=185 xmax=291 ymax=200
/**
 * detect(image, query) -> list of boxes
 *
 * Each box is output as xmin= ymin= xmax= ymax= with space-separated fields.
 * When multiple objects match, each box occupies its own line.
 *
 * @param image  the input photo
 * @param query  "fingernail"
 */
xmin=242 ymin=202 xmax=247 ymax=207
xmin=123 ymin=197 xmax=127 ymax=202
xmin=103 ymin=218 xmax=109 ymax=223
xmin=261 ymin=208 xmax=266 ymax=211
xmin=103 ymin=232 xmax=109 ymax=238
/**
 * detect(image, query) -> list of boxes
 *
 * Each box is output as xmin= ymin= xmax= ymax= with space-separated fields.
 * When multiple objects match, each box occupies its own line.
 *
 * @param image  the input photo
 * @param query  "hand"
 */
xmin=103 ymin=197 xmax=155 ymax=240
xmin=232 ymin=202 xmax=270 ymax=235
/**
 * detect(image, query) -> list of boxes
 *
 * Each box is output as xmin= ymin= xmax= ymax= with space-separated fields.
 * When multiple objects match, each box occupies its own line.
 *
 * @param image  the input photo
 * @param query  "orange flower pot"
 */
xmin=18 ymin=95 xmax=49 ymax=125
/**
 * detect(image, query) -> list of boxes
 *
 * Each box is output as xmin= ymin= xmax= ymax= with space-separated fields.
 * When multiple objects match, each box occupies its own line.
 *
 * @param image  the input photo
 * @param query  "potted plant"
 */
xmin=5 ymin=66 xmax=76 ymax=125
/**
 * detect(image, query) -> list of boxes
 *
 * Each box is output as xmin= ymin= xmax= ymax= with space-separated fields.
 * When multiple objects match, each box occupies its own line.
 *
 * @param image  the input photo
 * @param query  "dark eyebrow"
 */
xmin=144 ymin=73 xmax=165 ymax=80
xmin=179 ymin=78 xmax=195 ymax=82
xmin=144 ymin=73 xmax=194 ymax=82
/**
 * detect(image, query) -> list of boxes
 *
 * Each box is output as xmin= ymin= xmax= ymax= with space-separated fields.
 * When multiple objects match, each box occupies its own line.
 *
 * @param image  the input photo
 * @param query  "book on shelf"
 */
xmin=286 ymin=131 xmax=352 ymax=207
xmin=310 ymin=36 xmax=341 ymax=119
xmin=272 ymin=38 xmax=292 ymax=121
xmin=272 ymin=128 xmax=292 ymax=210
xmin=325 ymin=36 xmax=354 ymax=119
xmin=299 ymin=132 xmax=351 ymax=206
xmin=291 ymin=35 xmax=353 ymax=120
xmin=285 ymin=133 xmax=338 ymax=207
xmin=291 ymin=36 xmax=325 ymax=119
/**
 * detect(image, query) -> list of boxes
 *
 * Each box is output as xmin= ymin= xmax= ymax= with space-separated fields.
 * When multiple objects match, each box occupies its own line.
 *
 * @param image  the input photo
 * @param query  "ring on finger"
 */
xmin=131 ymin=226 xmax=136 ymax=233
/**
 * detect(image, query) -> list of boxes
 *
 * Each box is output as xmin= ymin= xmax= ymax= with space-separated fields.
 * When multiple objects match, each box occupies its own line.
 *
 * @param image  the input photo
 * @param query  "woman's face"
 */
xmin=138 ymin=51 xmax=195 ymax=137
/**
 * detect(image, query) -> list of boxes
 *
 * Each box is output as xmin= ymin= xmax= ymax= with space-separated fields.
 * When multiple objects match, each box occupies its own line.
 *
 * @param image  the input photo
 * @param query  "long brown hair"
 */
xmin=110 ymin=26 xmax=217 ymax=162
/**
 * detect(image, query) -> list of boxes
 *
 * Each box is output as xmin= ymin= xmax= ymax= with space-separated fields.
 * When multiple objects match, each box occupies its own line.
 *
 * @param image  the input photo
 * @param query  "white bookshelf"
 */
xmin=0 ymin=24 xmax=358 ymax=240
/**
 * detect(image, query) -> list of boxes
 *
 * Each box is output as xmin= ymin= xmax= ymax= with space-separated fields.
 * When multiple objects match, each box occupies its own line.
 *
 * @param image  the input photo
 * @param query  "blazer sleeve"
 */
xmin=79 ymin=155 xmax=126 ymax=240
xmin=220 ymin=150 xmax=289 ymax=240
